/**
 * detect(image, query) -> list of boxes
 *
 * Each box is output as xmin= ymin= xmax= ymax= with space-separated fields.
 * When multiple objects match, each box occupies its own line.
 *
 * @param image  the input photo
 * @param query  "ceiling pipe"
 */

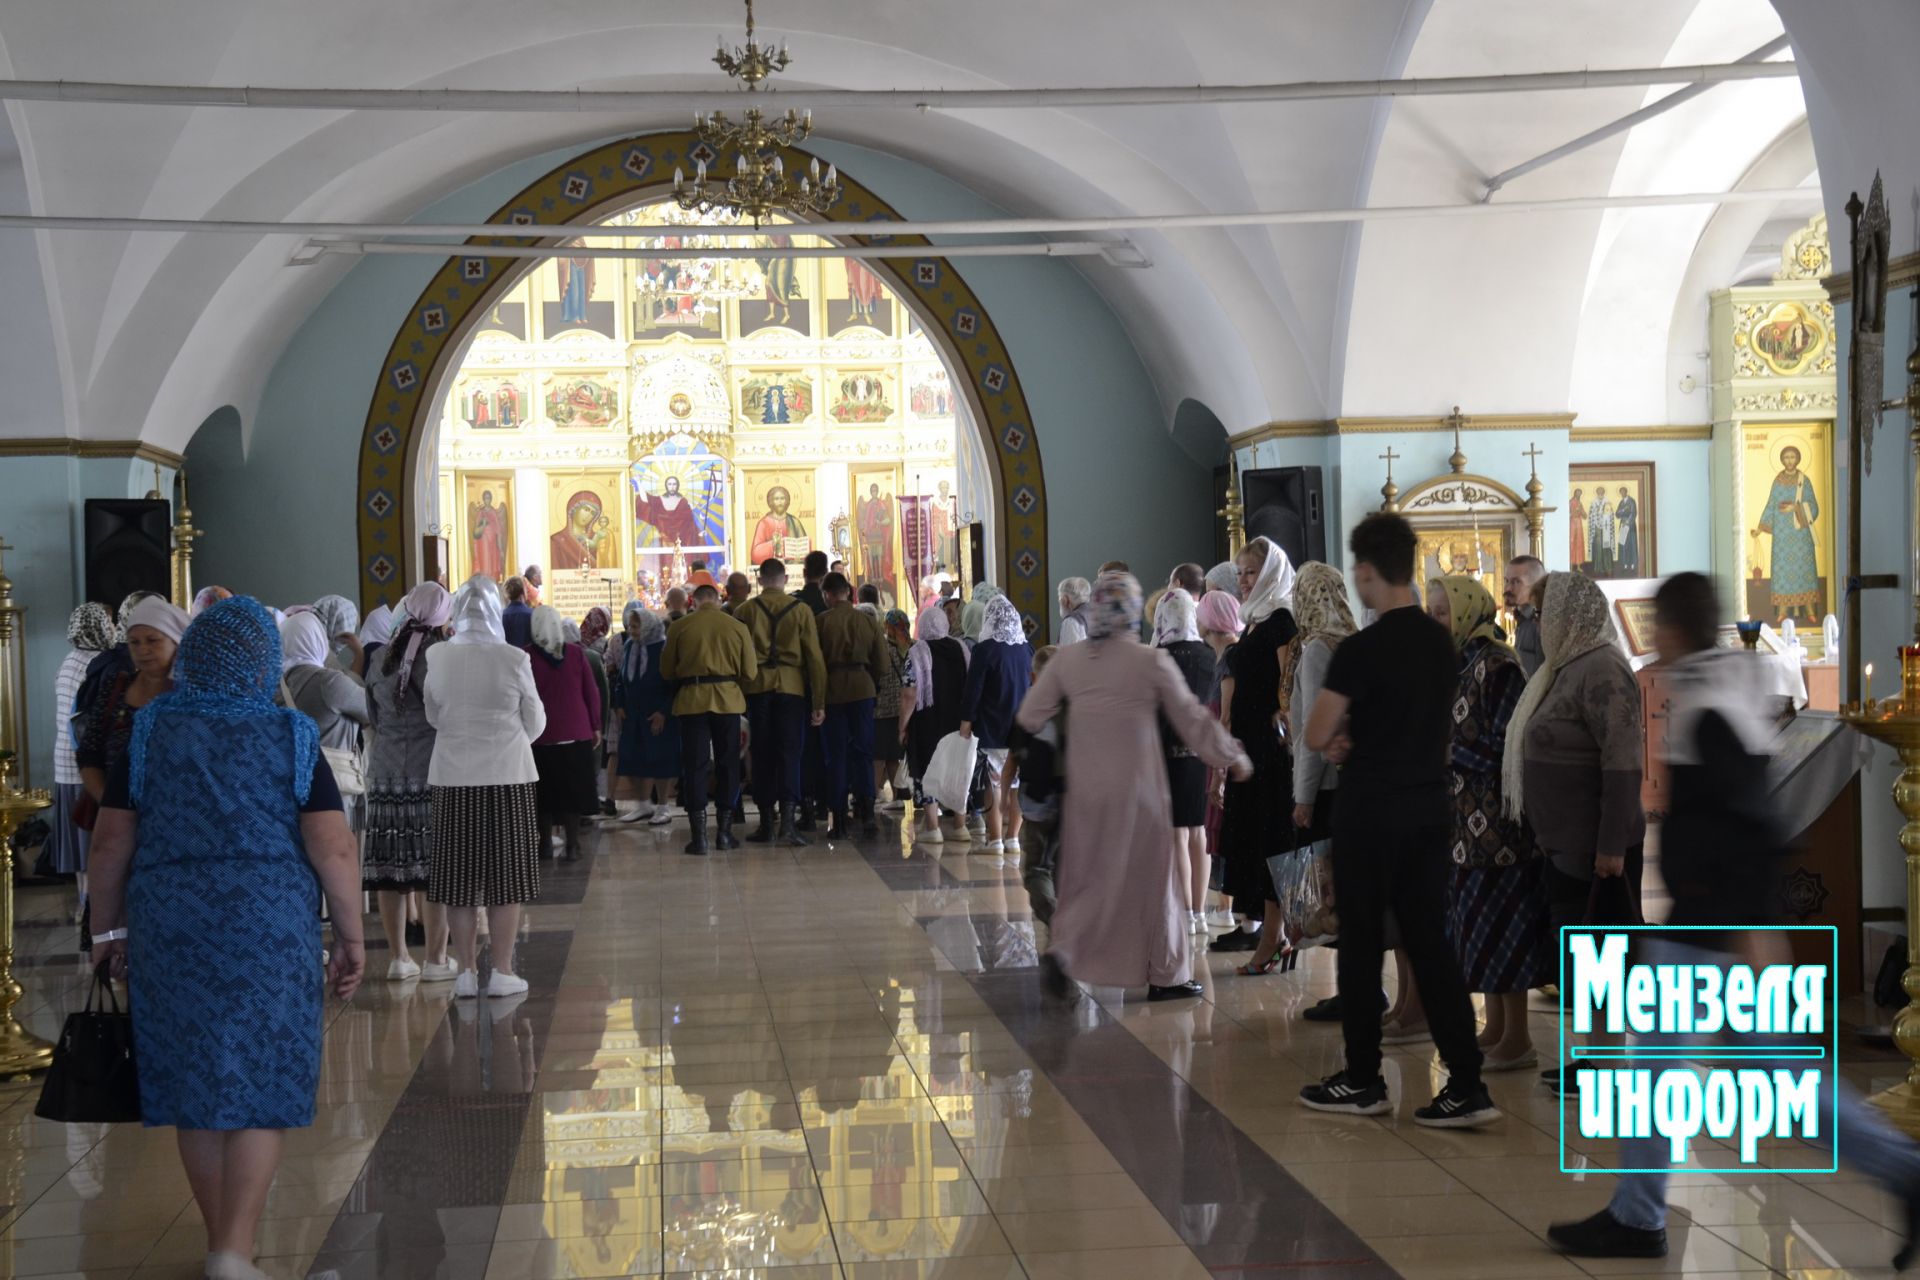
xmin=0 ymin=186 xmax=1817 ymax=248
xmin=0 ymin=59 xmax=1798 ymax=114
xmin=303 ymin=239 xmax=1118 ymax=262
xmin=1482 ymin=35 xmax=1791 ymax=198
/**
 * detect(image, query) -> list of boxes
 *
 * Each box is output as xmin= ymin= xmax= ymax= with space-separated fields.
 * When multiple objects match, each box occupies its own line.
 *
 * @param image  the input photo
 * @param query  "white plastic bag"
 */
xmin=923 ymin=732 xmax=979 ymax=812
xmin=892 ymin=760 xmax=912 ymax=792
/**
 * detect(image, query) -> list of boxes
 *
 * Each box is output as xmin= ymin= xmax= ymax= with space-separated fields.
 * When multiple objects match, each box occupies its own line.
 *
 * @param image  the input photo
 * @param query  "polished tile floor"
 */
xmin=1 ymin=810 xmax=1912 ymax=1278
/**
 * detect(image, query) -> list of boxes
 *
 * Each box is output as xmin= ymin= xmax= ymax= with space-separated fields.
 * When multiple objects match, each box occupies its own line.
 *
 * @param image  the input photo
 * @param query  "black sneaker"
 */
xmin=1547 ymin=1209 xmax=1667 ymax=1258
xmin=1147 ymin=981 xmax=1204 ymax=1002
xmin=1298 ymin=1070 xmax=1391 ymax=1116
xmin=1413 ymin=1079 xmax=1500 ymax=1128
xmin=1209 ymin=928 xmax=1261 ymax=953
xmin=1301 ymin=989 xmax=1388 ymax=1023
xmin=1542 ymin=1059 xmax=1593 ymax=1096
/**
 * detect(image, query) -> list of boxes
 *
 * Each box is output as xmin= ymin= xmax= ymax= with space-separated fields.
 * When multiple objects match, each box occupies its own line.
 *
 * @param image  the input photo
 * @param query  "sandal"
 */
xmin=1236 ymin=947 xmax=1297 ymax=976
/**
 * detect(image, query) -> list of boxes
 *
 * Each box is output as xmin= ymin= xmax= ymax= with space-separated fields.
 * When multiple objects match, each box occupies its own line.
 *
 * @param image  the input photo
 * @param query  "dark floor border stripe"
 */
xmin=852 ymin=838 xmax=1402 ymax=1280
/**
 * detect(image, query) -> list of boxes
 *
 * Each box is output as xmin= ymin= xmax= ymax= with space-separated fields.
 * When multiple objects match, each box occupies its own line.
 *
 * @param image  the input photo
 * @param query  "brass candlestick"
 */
xmin=1217 ymin=455 xmax=1246 ymax=557
xmin=0 ymin=753 xmax=54 ymax=1080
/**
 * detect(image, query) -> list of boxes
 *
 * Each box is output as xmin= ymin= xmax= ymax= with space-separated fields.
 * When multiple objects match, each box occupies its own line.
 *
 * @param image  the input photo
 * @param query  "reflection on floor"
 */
xmin=1 ymin=810 xmax=1912 ymax=1278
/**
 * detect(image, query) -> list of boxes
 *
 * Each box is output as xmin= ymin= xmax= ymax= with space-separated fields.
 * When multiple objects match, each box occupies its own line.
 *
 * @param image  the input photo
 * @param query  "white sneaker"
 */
xmin=1003 ymin=837 xmax=1022 ymax=854
xmin=419 ymin=959 xmax=459 ymax=982
xmin=1189 ymin=911 xmax=1207 ymax=932
xmin=983 ymin=839 xmax=1005 ymax=857
xmin=945 ymin=823 xmax=972 ymax=847
xmin=453 ymin=971 xmax=479 ymax=999
xmin=1207 ymin=909 xmax=1238 ymax=930
xmin=619 ymin=804 xmax=657 ymax=824
xmin=648 ymin=805 xmax=675 ymax=826
xmin=386 ymin=957 xmax=422 ymax=982
xmin=917 ymin=825 xmax=944 ymax=845
xmin=879 ymin=798 xmax=906 ymax=812
xmin=549 ymin=832 xmax=565 ymax=848
xmin=486 ymin=971 xmax=530 ymax=997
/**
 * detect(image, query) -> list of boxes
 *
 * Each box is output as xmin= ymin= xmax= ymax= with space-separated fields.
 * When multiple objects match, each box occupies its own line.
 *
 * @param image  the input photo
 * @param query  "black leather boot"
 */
xmin=797 ymin=800 xmax=818 ymax=833
xmin=779 ymin=802 xmax=809 ymax=847
xmin=745 ymin=802 xmax=776 ymax=844
xmin=684 ymin=813 xmax=709 ymax=857
xmin=715 ymin=810 xmax=739 ymax=850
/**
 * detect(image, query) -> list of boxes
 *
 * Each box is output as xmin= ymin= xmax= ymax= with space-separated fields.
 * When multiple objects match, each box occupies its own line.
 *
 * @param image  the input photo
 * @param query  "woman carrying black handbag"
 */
xmin=35 ymin=961 xmax=140 ymax=1124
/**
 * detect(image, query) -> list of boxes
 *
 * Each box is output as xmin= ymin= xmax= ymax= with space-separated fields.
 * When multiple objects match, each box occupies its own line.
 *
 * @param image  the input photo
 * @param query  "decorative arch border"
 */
xmin=355 ymin=130 xmax=1048 ymax=627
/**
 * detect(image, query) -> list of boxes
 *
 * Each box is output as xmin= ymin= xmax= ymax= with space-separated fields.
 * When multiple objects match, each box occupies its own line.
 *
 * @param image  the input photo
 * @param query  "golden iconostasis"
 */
xmin=432 ymin=204 xmax=993 ymax=616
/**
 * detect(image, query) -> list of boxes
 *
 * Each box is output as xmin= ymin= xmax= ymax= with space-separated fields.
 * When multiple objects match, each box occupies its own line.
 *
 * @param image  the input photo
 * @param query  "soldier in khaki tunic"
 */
xmin=815 ymin=572 xmax=891 ymax=837
xmin=733 ymin=559 xmax=826 ymax=847
xmin=659 ymin=584 xmax=758 ymax=855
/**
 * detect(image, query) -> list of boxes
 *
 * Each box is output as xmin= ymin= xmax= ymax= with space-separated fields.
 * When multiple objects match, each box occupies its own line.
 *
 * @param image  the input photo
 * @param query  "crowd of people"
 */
xmin=42 ymin=517 xmax=1920 ymax=1276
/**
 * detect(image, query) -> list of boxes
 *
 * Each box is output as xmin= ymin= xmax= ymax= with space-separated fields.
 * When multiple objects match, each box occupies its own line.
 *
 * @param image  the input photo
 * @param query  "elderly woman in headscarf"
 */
xmin=280 ymin=611 xmax=371 ymax=834
xmin=72 ymin=590 xmax=165 ymax=753
xmin=1195 ymin=588 xmax=1244 ymax=930
xmin=422 ymin=576 xmax=546 ymax=1000
xmin=1424 ymin=575 xmax=1546 ymax=1069
xmin=1211 ymin=535 xmax=1298 ymax=955
xmin=78 ymin=597 xmax=188 ymax=819
xmin=959 ymin=594 xmax=1034 ymax=862
xmin=50 ymin=603 xmax=114 ymax=914
xmin=86 ymin=597 xmax=365 ymax=1280
xmin=906 ymin=602 xmax=969 ymax=844
xmin=1152 ymin=588 xmax=1215 ymax=933
xmin=307 ymin=594 xmax=365 ymax=676
xmin=524 ymin=605 xmax=603 ymax=862
xmin=566 ymin=616 xmax=616 ymax=818
xmin=363 ymin=582 xmax=456 ymax=983
xmin=1501 ymin=570 xmax=1644 ymax=1093
xmin=1056 ymin=577 xmax=1093 ymax=646
xmin=861 ymin=604 xmax=910 ymax=809
xmin=189 ymin=585 xmax=232 ymax=618
xmin=357 ymin=604 xmax=395 ymax=670
xmin=613 ymin=602 xmax=678 ymax=826
xmin=1018 ymin=573 xmax=1252 ymax=1003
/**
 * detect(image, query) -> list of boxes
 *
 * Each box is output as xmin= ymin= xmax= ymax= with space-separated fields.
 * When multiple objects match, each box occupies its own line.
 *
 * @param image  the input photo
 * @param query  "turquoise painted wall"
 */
xmin=191 ymin=136 xmax=1208 ymax=638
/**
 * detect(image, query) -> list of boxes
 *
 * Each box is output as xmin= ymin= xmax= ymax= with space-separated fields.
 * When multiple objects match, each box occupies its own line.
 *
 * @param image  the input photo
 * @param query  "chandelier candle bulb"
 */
xmin=1867 ymin=661 xmax=1876 ymax=708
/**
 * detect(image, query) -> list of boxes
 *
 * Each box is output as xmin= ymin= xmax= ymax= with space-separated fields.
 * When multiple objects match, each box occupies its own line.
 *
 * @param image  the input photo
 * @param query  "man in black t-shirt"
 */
xmin=1299 ymin=513 xmax=1496 ymax=1128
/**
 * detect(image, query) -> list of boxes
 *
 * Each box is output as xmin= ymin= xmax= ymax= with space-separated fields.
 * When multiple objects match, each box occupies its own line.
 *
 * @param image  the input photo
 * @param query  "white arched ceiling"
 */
xmin=0 ymin=0 xmax=1821 ymax=456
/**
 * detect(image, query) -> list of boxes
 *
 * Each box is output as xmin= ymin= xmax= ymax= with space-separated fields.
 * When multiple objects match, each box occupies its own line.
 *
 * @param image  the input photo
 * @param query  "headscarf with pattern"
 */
xmin=1204 ymin=561 xmax=1239 ymax=597
xmin=386 ymin=581 xmax=453 ymax=696
xmin=1431 ymin=575 xmax=1508 ymax=657
xmin=128 ymin=596 xmax=319 ymax=806
xmin=1152 ymin=588 xmax=1200 ymax=647
xmin=67 ymin=602 xmax=114 ymax=653
xmin=189 ymin=585 xmax=232 ymax=618
xmin=449 ymin=574 xmax=507 ymax=646
xmin=908 ymin=605 xmax=952 ymax=711
xmin=622 ymin=602 xmax=665 ymax=683
xmin=983 ymin=594 xmax=1026 ymax=646
xmin=960 ymin=597 xmax=989 ymax=644
xmin=1279 ymin=562 xmax=1356 ymax=723
xmin=1085 ymin=572 xmax=1143 ymax=642
xmin=1238 ymin=536 xmax=1297 ymax=625
xmin=883 ymin=608 xmax=913 ymax=649
xmin=310 ymin=594 xmax=360 ymax=645
xmin=1501 ymin=571 xmax=1620 ymax=820
xmin=114 ymin=589 xmax=163 ymax=643
xmin=580 ymin=605 xmax=612 ymax=650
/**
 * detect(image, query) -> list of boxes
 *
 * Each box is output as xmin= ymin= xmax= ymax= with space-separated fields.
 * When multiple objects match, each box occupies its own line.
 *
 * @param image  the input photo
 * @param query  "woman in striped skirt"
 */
xmin=422 ymin=576 xmax=548 ymax=1000
xmin=50 ymin=603 xmax=115 ymax=919
xmin=1425 ymin=575 xmax=1549 ymax=1071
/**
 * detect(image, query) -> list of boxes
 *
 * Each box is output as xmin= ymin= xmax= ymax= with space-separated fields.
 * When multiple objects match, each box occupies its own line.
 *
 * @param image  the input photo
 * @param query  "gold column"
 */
xmin=0 ymin=753 xmax=53 ymax=1080
xmin=169 ymin=478 xmax=202 ymax=609
xmin=0 ymin=539 xmax=28 ymax=791
xmin=1217 ymin=455 xmax=1246 ymax=557
xmin=1522 ymin=442 xmax=1547 ymax=562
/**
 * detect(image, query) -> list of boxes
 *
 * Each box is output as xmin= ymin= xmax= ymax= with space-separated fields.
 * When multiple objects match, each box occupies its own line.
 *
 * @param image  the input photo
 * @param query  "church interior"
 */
xmin=1 ymin=0 xmax=1920 ymax=1276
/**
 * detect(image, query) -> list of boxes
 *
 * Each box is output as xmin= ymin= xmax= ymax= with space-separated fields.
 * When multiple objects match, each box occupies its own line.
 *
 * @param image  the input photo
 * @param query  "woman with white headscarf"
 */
xmin=612 ymin=603 xmax=679 ymax=825
xmin=523 ymin=604 xmax=603 ymax=861
xmin=1152 ymin=588 xmax=1215 ymax=932
xmin=280 ymin=612 xmax=371 ymax=835
xmin=357 ymin=604 xmax=394 ymax=670
xmin=958 ymin=594 xmax=1033 ymax=861
xmin=1211 ymin=536 xmax=1298 ymax=954
xmin=905 ymin=604 xmax=969 ymax=844
xmin=1018 ymin=573 xmax=1252 ymax=1002
xmin=422 ymin=576 xmax=547 ymax=999
xmin=51 ymin=603 xmax=115 ymax=915
xmin=363 ymin=582 xmax=456 ymax=982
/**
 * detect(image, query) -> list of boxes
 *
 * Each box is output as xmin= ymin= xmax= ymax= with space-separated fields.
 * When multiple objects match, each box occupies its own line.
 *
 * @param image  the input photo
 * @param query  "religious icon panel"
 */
xmin=740 ymin=370 xmax=814 ymax=426
xmin=1741 ymin=420 xmax=1833 ymax=634
xmin=459 ymin=473 xmax=514 ymax=584
xmin=1414 ymin=524 xmax=1512 ymax=607
xmin=546 ymin=374 xmax=621 ymax=429
xmin=545 ymin=244 xmax=616 ymax=338
xmin=1568 ymin=462 xmax=1656 ymax=581
xmin=543 ymin=470 xmax=631 ymax=619
xmin=825 ymin=257 xmax=893 ymax=336
xmin=741 ymin=467 xmax=817 ymax=567
xmin=849 ymin=465 xmax=904 ymax=608
xmin=738 ymin=238 xmax=813 ymax=336
xmin=457 ymin=374 xmax=527 ymax=430
xmin=631 ymin=436 xmax=728 ymax=583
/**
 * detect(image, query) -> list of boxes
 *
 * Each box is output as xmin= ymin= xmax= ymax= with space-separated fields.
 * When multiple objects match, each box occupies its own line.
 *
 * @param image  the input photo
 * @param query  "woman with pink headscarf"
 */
xmin=362 ymin=582 xmax=457 ymax=982
xmin=1195 ymin=588 xmax=1243 ymax=930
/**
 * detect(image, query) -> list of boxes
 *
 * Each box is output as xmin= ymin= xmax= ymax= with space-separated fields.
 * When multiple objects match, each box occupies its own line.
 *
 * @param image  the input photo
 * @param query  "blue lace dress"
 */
xmin=106 ymin=714 xmax=342 ymax=1130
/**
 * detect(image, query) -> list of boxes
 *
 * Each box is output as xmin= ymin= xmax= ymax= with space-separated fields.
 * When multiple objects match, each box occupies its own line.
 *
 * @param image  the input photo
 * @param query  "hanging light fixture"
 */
xmin=673 ymin=0 xmax=841 ymax=226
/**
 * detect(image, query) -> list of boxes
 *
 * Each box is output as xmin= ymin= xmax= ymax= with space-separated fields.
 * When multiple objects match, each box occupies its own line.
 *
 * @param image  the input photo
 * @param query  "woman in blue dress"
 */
xmin=87 ymin=596 xmax=365 ymax=1280
xmin=614 ymin=602 xmax=680 ymax=823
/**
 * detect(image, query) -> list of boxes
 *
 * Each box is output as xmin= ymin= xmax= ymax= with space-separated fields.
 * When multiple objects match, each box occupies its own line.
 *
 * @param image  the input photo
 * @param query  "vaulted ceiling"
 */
xmin=0 ymin=0 xmax=1832 ymax=455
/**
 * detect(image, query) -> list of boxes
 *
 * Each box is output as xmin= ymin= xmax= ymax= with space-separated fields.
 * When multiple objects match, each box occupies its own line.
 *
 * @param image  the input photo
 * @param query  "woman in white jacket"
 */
xmin=423 ymin=576 xmax=547 ymax=999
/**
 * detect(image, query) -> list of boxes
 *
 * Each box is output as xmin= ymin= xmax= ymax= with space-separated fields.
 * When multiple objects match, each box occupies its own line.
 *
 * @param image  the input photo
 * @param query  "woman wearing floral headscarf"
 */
xmin=614 ymin=603 xmax=679 ymax=825
xmin=363 ymin=581 xmax=456 ymax=982
xmin=1019 ymin=573 xmax=1252 ymax=1002
xmin=280 ymin=612 xmax=371 ymax=834
xmin=1426 ymin=575 xmax=1546 ymax=1069
xmin=308 ymin=593 xmax=365 ymax=676
xmin=959 ymin=594 xmax=1033 ymax=861
xmin=86 ymin=596 xmax=365 ymax=1280
xmin=1501 ymin=570 xmax=1644 ymax=1092
xmin=906 ymin=603 xmax=969 ymax=844
xmin=50 ymin=603 xmax=114 ymax=914
xmin=1213 ymin=536 xmax=1298 ymax=954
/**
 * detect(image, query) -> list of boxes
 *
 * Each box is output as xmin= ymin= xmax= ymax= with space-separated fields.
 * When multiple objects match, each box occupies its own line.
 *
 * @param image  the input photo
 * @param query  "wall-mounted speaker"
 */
xmin=83 ymin=499 xmax=171 ymax=608
xmin=1241 ymin=466 xmax=1327 ymax=568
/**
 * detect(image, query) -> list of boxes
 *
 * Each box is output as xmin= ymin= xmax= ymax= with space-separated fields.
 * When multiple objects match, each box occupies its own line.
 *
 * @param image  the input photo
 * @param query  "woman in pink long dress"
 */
xmin=1017 ymin=572 xmax=1252 ymax=1001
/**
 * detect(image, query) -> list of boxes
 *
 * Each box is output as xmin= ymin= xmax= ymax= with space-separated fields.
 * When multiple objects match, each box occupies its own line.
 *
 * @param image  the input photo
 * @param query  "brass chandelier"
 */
xmin=672 ymin=0 xmax=840 ymax=226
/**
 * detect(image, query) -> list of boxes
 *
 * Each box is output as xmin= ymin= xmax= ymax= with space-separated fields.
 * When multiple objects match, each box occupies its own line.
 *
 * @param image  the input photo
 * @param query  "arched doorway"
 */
xmin=355 ymin=131 xmax=1049 ymax=627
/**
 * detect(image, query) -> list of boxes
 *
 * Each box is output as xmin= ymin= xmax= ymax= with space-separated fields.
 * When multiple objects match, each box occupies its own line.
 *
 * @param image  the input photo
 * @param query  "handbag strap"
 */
xmin=86 ymin=962 xmax=122 ymax=1015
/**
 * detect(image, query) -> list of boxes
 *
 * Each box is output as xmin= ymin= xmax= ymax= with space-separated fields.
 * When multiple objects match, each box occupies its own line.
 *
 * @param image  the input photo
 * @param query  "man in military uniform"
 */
xmin=659 ymin=584 xmax=758 ymax=856
xmin=733 ymin=558 xmax=826 ymax=846
xmin=815 ymin=572 xmax=891 ymax=838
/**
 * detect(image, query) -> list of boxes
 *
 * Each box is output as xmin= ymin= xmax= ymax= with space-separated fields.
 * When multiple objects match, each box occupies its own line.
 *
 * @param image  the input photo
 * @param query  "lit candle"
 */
xmin=1867 ymin=662 xmax=1875 ymax=705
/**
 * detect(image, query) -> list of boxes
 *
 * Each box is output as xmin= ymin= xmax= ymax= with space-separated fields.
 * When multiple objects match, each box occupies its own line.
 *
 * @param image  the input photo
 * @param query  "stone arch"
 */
xmin=355 ymin=131 xmax=1048 ymax=625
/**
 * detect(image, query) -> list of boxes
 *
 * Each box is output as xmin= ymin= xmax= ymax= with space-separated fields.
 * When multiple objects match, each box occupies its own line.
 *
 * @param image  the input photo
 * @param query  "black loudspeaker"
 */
xmin=1242 ymin=466 xmax=1326 ymax=568
xmin=83 ymin=500 xmax=171 ymax=608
